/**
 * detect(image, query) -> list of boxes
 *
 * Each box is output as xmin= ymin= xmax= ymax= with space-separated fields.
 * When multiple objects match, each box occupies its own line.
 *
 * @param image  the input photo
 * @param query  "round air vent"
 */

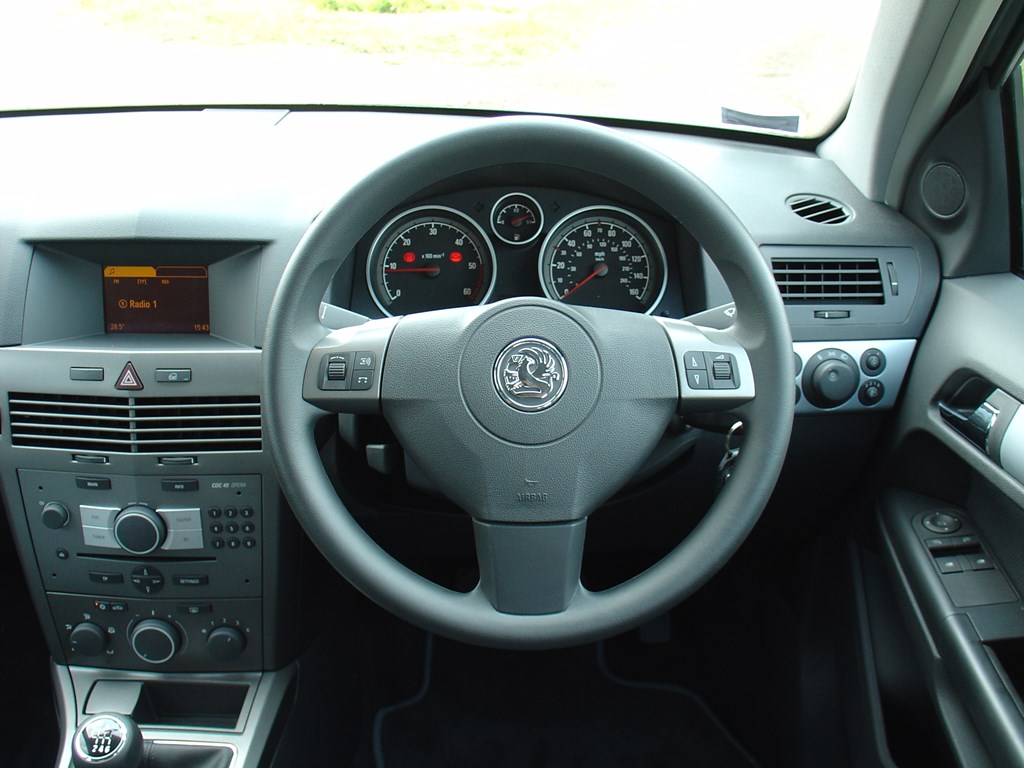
xmin=786 ymin=194 xmax=852 ymax=225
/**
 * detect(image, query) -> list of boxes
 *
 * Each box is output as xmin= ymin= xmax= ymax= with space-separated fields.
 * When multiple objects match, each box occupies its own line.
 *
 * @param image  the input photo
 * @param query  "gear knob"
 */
xmin=72 ymin=713 xmax=143 ymax=768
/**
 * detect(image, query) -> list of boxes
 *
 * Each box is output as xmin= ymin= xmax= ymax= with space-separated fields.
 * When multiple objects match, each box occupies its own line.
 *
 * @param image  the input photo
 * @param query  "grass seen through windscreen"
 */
xmin=2 ymin=0 xmax=879 ymax=137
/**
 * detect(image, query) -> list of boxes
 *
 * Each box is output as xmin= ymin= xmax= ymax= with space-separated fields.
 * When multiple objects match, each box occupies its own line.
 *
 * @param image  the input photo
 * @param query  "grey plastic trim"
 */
xmin=999 ymin=410 xmax=1024 ymax=486
xmin=794 ymin=339 xmax=916 ymax=414
xmin=53 ymin=663 xmax=295 ymax=768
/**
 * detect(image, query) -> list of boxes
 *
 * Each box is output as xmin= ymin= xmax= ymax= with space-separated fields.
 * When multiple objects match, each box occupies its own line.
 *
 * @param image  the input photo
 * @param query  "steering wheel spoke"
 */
xmin=658 ymin=317 xmax=755 ymax=414
xmin=473 ymin=519 xmax=586 ymax=615
xmin=302 ymin=315 xmax=400 ymax=414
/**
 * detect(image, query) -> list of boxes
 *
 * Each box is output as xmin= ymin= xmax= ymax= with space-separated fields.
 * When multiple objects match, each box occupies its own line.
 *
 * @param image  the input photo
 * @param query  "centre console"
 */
xmin=0 ymin=240 xmax=304 ymax=767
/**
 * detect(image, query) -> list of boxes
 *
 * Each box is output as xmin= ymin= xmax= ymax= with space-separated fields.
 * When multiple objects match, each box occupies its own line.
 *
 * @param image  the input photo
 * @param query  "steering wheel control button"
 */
xmin=684 ymin=351 xmax=707 ymax=370
xmin=686 ymin=370 xmax=709 ymax=390
xmin=708 ymin=352 xmax=739 ymax=390
xmin=922 ymin=511 xmax=963 ymax=534
xmin=493 ymin=338 xmax=569 ymax=412
xmin=860 ymin=348 xmax=886 ymax=375
xmin=354 ymin=351 xmax=375 ymax=368
xmin=130 ymin=566 xmax=165 ymax=595
xmin=327 ymin=356 xmax=348 ymax=381
xmin=858 ymin=380 xmax=884 ymax=406
xmin=351 ymin=370 xmax=374 ymax=391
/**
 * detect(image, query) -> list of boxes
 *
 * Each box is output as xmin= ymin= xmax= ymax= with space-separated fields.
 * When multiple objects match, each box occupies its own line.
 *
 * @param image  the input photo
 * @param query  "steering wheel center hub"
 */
xmin=460 ymin=303 xmax=601 ymax=445
xmin=492 ymin=337 xmax=569 ymax=412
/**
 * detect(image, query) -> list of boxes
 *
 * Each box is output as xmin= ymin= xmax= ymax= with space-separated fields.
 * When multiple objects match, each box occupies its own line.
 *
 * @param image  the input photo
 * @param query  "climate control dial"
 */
xmin=129 ymin=619 xmax=180 ymax=664
xmin=113 ymin=505 xmax=166 ymax=555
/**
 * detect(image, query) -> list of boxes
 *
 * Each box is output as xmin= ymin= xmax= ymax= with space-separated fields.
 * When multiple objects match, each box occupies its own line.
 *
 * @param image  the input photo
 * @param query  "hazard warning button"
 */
xmin=115 ymin=362 xmax=144 ymax=391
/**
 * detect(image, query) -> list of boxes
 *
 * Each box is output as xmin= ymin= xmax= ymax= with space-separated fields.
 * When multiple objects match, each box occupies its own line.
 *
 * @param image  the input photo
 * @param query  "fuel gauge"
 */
xmin=491 ymin=193 xmax=544 ymax=246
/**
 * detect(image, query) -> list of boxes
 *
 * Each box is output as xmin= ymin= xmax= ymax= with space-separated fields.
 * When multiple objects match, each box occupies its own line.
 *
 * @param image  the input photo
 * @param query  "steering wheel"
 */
xmin=263 ymin=116 xmax=794 ymax=649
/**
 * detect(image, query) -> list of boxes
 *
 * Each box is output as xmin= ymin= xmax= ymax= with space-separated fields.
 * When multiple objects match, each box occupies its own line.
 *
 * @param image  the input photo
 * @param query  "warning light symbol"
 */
xmin=115 ymin=362 xmax=144 ymax=391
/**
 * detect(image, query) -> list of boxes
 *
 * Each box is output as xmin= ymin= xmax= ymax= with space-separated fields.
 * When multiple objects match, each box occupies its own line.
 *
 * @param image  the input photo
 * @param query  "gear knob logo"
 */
xmin=493 ymin=338 xmax=568 ymax=412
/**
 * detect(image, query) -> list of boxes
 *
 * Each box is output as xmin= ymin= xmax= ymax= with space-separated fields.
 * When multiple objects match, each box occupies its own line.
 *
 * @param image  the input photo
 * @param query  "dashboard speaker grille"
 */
xmin=772 ymin=258 xmax=885 ymax=304
xmin=7 ymin=393 xmax=262 ymax=453
xmin=786 ymin=194 xmax=852 ymax=224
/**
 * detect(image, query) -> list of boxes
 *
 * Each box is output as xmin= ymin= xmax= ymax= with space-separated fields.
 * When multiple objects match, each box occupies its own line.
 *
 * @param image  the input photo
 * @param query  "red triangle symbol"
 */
xmin=116 ymin=362 xmax=144 ymax=391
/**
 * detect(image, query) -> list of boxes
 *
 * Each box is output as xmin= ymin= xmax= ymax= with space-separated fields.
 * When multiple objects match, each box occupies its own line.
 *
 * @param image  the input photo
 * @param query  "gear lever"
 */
xmin=72 ymin=713 xmax=143 ymax=768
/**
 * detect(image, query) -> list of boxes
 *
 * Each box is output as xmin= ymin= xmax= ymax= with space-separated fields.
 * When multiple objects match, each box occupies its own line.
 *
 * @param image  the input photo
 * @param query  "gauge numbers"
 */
xmin=538 ymin=206 xmax=667 ymax=313
xmin=367 ymin=206 xmax=497 ymax=316
xmin=491 ymin=192 xmax=544 ymax=246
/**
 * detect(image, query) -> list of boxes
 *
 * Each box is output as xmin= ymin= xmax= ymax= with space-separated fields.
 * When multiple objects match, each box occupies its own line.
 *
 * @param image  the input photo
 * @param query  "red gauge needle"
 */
xmin=385 ymin=267 xmax=441 ymax=276
xmin=510 ymin=214 xmax=532 ymax=225
xmin=560 ymin=262 xmax=609 ymax=300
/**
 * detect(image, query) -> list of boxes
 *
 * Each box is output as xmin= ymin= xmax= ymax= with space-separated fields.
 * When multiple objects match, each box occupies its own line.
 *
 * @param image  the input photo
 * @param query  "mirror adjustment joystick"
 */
xmin=72 ymin=713 xmax=142 ymax=768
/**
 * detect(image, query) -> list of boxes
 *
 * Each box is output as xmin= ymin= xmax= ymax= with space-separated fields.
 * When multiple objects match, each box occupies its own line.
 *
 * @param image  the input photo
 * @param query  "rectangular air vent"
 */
xmin=772 ymin=258 xmax=884 ymax=304
xmin=8 ymin=393 xmax=261 ymax=453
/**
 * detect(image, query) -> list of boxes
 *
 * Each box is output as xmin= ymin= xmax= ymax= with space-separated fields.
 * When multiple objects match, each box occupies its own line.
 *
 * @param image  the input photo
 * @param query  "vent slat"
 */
xmin=8 ymin=393 xmax=262 ymax=453
xmin=771 ymin=258 xmax=885 ymax=305
xmin=786 ymin=194 xmax=852 ymax=225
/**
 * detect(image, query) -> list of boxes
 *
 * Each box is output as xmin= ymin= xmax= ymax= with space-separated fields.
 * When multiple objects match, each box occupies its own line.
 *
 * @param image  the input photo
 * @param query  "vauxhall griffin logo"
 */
xmin=493 ymin=338 xmax=568 ymax=412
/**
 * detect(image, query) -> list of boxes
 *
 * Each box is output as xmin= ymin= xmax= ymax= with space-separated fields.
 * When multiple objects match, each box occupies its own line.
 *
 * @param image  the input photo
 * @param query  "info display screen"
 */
xmin=103 ymin=266 xmax=210 ymax=334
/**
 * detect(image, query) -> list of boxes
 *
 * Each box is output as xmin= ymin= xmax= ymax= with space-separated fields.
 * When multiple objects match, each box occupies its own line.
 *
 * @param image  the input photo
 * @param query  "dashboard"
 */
xmin=0 ymin=107 xmax=940 ymax=765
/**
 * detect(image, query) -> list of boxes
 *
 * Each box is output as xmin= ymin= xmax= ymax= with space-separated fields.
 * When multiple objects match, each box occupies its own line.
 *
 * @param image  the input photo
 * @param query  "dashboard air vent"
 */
xmin=787 ymin=194 xmax=852 ymax=225
xmin=8 ymin=393 xmax=261 ymax=453
xmin=772 ymin=258 xmax=885 ymax=304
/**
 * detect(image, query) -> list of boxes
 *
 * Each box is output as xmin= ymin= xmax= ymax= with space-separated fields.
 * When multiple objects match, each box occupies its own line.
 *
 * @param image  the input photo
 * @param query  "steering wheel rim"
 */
xmin=263 ymin=116 xmax=794 ymax=649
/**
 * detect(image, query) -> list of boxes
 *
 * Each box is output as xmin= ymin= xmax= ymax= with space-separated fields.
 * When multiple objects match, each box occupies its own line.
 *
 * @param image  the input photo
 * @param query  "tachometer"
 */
xmin=538 ymin=206 xmax=667 ymax=313
xmin=367 ymin=206 xmax=497 ymax=316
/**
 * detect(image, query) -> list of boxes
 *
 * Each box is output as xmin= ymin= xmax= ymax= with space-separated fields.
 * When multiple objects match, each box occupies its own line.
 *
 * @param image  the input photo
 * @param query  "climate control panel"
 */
xmin=50 ymin=593 xmax=261 ymax=672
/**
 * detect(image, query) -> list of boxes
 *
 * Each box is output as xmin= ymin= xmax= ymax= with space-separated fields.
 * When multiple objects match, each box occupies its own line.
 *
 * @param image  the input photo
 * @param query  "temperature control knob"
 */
xmin=207 ymin=626 xmax=246 ymax=662
xmin=129 ymin=619 xmax=179 ymax=664
xmin=70 ymin=622 xmax=108 ymax=657
xmin=113 ymin=505 xmax=166 ymax=555
xmin=803 ymin=350 xmax=859 ymax=408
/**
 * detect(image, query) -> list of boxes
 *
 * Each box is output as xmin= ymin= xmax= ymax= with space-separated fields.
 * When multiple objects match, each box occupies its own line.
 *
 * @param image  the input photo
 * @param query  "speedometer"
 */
xmin=538 ymin=206 xmax=667 ymax=313
xmin=367 ymin=206 xmax=497 ymax=316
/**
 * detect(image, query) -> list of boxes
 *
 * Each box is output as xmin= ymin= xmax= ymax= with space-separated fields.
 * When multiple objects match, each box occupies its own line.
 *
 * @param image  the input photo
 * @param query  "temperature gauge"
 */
xmin=491 ymin=193 xmax=544 ymax=246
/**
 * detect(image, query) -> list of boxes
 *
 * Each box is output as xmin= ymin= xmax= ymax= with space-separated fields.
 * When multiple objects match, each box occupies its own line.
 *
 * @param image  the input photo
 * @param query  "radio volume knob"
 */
xmin=113 ymin=505 xmax=166 ymax=555
xmin=130 ymin=620 xmax=179 ymax=664
xmin=41 ymin=501 xmax=71 ymax=529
